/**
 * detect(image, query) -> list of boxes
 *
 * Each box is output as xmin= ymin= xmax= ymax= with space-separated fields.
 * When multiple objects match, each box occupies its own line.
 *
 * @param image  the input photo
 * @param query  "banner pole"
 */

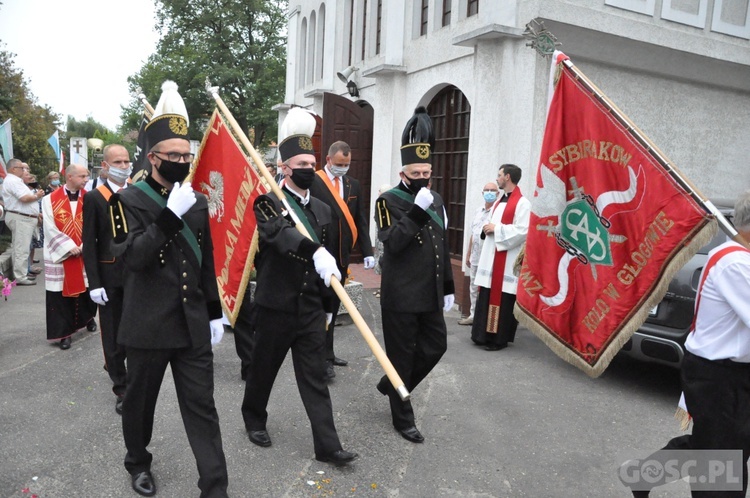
xmin=204 ymin=82 xmax=410 ymax=401
xmin=560 ymin=59 xmax=746 ymax=248
xmin=137 ymin=93 xmax=155 ymax=117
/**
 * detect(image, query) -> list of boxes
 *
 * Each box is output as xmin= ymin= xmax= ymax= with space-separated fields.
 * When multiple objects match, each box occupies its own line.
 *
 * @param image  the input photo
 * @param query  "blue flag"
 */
xmin=0 ymin=119 xmax=13 ymax=175
xmin=47 ymin=130 xmax=61 ymax=160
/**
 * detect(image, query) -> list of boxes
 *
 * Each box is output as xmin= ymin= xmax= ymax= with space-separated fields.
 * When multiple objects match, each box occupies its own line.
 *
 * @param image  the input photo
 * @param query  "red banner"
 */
xmin=514 ymin=55 xmax=715 ymax=377
xmin=190 ymin=109 xmax=268 ymax=325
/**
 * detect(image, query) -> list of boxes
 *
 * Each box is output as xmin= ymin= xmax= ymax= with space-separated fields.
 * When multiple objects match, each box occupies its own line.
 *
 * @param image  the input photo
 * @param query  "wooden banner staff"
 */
xmin=523 ymin=19 xmax=747 ymax=248
xmin=204 ymin=80 xmax=410 ymax=401
xmin=137 ymin=92 xmax=155 ymax=118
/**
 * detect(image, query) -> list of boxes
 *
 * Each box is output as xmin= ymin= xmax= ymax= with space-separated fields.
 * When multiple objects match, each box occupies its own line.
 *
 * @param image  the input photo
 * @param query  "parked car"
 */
xmin=619 ymin=205 xmax=734 ymax=368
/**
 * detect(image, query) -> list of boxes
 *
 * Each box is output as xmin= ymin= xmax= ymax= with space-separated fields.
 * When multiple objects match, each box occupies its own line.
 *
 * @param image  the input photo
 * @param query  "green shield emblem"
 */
xmin=560 ymin=200 xmax=612 ymax=266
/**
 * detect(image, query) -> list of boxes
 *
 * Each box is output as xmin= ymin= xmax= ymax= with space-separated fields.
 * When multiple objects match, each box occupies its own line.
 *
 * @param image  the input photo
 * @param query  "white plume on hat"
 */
xmin=152 ymin=80 xmax=189 ymax=126
xmin=279 ymin=107 xmax=316 ymax=143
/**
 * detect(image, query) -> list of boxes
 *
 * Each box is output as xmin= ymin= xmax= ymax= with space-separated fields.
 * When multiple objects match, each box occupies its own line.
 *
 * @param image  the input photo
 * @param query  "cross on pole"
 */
xmin=72 ymin=139 xmax=83 ymax=154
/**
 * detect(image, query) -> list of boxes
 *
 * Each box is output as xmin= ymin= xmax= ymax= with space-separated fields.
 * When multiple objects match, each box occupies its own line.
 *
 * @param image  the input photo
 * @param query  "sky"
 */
xmin=0 ymin=0 xmax=159 ymax=131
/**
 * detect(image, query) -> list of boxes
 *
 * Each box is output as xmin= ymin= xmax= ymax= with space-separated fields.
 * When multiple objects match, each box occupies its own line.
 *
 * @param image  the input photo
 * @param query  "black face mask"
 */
xmin=157 ymin=159 xmax=191 ymax=184
xmin=290 ymin=167 xmax=315 ymax=190
xmin=405 ymin=177 xmax=429 ymax=194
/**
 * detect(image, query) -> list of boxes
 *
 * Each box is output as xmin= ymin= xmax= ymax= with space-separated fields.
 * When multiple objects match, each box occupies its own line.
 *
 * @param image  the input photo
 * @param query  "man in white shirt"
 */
xmin=3 ymin=158 xmax=44 ymax=284
xmin=628 ymin=191 xmax=750 ymax=497
xmin=459 ymin=182 xmax=500 ymax=326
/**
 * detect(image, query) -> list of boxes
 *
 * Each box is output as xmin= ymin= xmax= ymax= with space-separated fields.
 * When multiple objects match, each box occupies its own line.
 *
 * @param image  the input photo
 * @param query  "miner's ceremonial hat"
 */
xmin=145 ymin=81 xmax=190 ymax=149
xmin=400 ymin=106 xmax=434 ymax=166
xmin=278 ymin=107 xmax=316 ymax=162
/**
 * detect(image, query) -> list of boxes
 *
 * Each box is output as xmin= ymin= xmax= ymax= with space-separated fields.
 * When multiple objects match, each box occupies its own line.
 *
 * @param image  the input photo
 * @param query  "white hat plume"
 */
xmin=152 ymin=80 xmax=189 ymax=126
xmin=279 ymin=107 xmax=316 ymax=143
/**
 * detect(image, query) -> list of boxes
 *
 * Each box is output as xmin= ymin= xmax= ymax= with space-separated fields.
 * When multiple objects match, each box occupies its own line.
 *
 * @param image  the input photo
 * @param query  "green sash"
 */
xmin=387 ymin=188 xmax=444 ymax=230
xmin=133 ymin=181 xmax=202 ymax=262
xmin=283 ymin=192 xmax=320 ymax=244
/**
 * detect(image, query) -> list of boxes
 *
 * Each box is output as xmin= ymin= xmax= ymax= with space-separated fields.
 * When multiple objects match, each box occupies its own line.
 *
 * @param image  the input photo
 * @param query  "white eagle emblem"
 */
xmin=201 ymin=171 xmax=225 ymax=221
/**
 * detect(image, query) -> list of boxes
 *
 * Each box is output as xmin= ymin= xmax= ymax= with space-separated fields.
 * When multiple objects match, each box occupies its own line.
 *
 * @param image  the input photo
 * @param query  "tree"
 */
xmin=0 ymin=46 xmax=60 ymax=177
xmin=123 ymin=0 xmax=287 ymax=149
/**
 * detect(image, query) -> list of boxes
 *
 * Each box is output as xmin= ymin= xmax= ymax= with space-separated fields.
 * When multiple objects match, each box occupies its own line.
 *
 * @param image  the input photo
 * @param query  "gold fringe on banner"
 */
xmin=514 ymin=219 xmax=717 ymax=378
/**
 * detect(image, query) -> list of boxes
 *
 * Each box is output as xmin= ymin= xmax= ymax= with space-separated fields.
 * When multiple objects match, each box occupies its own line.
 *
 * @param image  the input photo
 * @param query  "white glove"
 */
xmin=363 ymin=256 xmax=375 ymax=269
xmin=210 ymin=318 xmax=224 ymax=346
xmin=414 ymin=187 xmax=434 ymax=211
xmin=443 ymin=294 xmax=455 ymax=312
xmin=166 ymin=181 xmax=196 ymax=218
xmin=90 ymin=287 xmax=109 ymax=306
xmin=312 ymin=248 xmax=342 ymax=287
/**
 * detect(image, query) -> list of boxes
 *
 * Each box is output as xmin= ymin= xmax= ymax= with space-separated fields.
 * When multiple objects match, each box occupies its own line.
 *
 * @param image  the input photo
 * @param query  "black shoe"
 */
xmin=86 ymin=320 xmax=97 ymax=332
xmin=376 ymin=378 xmax=388 ymax=396
xmin=248 ymin=429 xmax=272 ymax=447
xmin=484 ymin=344 xmax=507 ymax=351
xmin=398 ymin=426 xmax=425 ymax=443
xmin=115 ymin=397 xmax=123 ymax=415
xmin=332 ymin=357 xmax=348 ymax=366
xmin=316 ymin=449 xmax=359 ymax=466
xmin=131 ymin=471 xmax=156 ymax=497
xmin=59 ymin=337 xmax=71 ymax=350
xmin=324 ymin=363 xmax=336 ymax=381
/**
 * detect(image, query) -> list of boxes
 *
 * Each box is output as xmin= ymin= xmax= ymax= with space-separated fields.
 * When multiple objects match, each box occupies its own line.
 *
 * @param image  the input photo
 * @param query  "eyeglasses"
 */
xmin=483 ymin=190 xmax=499 ymax=194
xmin=11 ymin=165 xmax=29 ymax=171
xmin=152 ymin=151 xmax=195 ymax=163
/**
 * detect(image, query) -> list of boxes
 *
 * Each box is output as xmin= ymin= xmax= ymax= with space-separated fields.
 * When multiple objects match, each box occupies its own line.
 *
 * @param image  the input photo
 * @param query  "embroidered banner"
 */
xmin=190 ymin=109 xmax=268 ymax=326
xmin=514 ymin=54 xmax=716 ymax=377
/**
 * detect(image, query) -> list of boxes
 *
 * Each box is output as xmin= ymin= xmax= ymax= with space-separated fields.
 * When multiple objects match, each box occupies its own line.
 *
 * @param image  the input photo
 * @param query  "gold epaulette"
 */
xmin=109 ymin=194 xmax=129 ymax=243
xmin=375 ymin=198 xmax=391 ymax=229
xmin=255 ymin=195 xmax=279 ymax=221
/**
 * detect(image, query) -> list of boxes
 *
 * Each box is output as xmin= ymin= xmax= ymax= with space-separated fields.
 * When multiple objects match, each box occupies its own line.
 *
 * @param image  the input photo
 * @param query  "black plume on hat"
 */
xmin=400 ymin=106 xmax=433 ymax=165
xmin=401 ymin=106 xmax=434 ymax=148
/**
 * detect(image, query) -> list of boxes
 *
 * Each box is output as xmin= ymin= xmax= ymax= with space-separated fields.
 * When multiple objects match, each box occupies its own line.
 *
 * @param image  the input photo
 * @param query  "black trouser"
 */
xmin=324 ymin=272 xmax=347 ymax=362
xmin=97 ymin=286 xmax=126 ymax=396
xmin=241 ymin=306 xmax=343 ymax=456
xmin=233 ymin=299 xmax=256 ymax=381
xmin=123 ymin=344 xmax=228 ymax=498
xmin=634 ymin=352 xmax=750 ymax=497
xmin=379 ymin=309 xmax=447 ymax=430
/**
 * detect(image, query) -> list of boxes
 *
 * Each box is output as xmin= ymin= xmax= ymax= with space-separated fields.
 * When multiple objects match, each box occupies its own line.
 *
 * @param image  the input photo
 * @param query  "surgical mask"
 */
xmin=329 ymin=165 xmax=349 ymax=177
xmin=483 ymin=191 xmax=498 ymax=203
xmin=157 ymin=159 xmax=191 ymax=184
xmin=106 ymin=164 xmax=133 ymax=184
xmin=405 ymin=177 xmax=429 ymax=194
xmin=50 ymin=179 xmax=61 ymax=187
xmin=289 ymin=167 xmax=315 ymax=190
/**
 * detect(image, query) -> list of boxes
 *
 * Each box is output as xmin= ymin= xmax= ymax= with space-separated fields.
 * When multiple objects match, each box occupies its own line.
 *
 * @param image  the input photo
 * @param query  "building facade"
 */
xmin=280 ymin=0 xmax=750 ymax=310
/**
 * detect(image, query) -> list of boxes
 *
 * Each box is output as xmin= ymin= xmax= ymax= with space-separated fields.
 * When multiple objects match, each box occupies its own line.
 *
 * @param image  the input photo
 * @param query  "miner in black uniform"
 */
xmin=239 ymin=107 xmax=358 ymax=466
xmin=82 ymin=144 xmax=131 ymax=415
xmin=309 ymin=140 xmax=375 ymax=380
xmin=110 ymin=81 xmax=228 ymax=497
xmin=374 ymin=107 xmax=455 ymax=444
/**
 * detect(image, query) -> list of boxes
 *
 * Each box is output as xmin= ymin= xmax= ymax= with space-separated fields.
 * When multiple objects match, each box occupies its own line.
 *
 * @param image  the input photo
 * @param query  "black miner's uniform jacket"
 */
xmin=82 ymin=183 xmax=125 ymax=290
xmin=376 ymin=183 xmax=455 ymax=313
xmin=252 ymin=189 xmax=335 ymax=314
xmin=110 ymin=177 xmax=222 ymax=349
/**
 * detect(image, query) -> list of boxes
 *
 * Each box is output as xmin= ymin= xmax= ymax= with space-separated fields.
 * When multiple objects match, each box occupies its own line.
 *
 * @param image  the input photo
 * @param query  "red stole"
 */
xmin=486 ymin=187 xmax=522 ymax=333
xmin=51 ymin=187 xmax=86 ymax=297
